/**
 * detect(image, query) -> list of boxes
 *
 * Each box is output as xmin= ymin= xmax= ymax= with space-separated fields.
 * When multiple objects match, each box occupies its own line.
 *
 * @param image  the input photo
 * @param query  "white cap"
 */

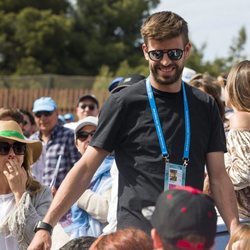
xmin=182 ymin=67 xmax=196 ymax=83
xmin=74 ymin=116 xmax=98 ymax=135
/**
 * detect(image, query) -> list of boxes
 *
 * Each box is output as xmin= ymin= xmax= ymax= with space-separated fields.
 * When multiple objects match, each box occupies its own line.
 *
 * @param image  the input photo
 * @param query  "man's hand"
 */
xmin=28 ymin=230 xmax=52 ymax=250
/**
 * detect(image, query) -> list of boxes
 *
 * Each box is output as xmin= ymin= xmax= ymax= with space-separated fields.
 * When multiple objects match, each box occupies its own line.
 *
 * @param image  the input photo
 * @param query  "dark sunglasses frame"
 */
xmin=0 ymin=141 xmax=26 ymax=155
xmin=76 ymin=131 xmax=95 ymax=142
xmin=147 ymin=49 xmax=184 ymax=62
xmin=35 ymin=111 xmax=53 ymax=118
xmin=80 ymin=104 xmax=96 ymax=111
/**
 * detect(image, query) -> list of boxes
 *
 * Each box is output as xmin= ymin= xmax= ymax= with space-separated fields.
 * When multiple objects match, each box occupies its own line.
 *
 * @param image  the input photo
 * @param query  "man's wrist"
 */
xmin=34 ymin=221 xmax=53 ymax=235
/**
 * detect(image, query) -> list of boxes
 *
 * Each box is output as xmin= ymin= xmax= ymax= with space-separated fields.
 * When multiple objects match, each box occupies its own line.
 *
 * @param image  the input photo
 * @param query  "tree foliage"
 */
xmin=0 ymin=0 xmax=70 ymax=14
xmin=0 ymin=0 xmax=248 ymax=79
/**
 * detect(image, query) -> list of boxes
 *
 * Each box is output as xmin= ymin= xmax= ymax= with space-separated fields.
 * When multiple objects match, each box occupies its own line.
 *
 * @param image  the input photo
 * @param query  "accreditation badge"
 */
xmin=164 ymin=162 xmax=186 ymax=191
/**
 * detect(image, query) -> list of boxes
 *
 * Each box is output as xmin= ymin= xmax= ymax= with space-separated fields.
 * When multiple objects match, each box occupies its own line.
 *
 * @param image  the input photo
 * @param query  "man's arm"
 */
xmin=206 ymin=152 xmax=239 ymax=234
xmin=28 ymin=146 xmax=108 ymax=250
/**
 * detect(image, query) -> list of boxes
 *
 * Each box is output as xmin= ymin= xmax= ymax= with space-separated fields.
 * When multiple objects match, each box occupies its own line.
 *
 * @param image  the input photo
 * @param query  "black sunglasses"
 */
xmin=147 ymin=49 xmax=184 ymax=61
xmin=76 ymin=131 xmax=95 ymax=142
xmin=0 ymin=141 xmax=26 ymax=155
xmin=80 ymin=104 xmax=96 ymax=111
xmin=35 ymin=111 xmax=53 ymax=118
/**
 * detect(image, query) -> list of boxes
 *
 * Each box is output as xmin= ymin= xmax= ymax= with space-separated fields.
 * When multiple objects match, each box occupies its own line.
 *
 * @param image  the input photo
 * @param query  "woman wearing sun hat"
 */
xmin=0 ymin=120 xmax=52 ymax=250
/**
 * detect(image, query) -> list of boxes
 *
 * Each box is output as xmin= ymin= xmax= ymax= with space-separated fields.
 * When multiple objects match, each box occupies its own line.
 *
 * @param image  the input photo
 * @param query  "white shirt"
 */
xmin=0 ymin=193 xmax=19 ymax=250
xmin=102 ymin=161 xmax=118 ymax=234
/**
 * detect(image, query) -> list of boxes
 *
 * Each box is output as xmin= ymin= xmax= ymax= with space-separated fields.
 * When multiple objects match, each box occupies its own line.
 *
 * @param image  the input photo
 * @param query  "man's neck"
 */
xmin=40 ymin=129 xmax=53 ymax=143
xmin=149 ymin=76 xmax=182 ymax=93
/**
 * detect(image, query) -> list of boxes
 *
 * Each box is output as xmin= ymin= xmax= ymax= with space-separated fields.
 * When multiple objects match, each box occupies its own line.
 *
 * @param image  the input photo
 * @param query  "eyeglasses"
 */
xmin=76 ymin=131 xmax=95 ymax=142
xmin=80 ymin=104 xmax=96 ymax=111
xmin=147 ymin=49 xmax=184 ymax=62
xmin=0 ymin=142 xmax=26 ymax=155
xmin=34 ymin=111 xmax=53 ymax=118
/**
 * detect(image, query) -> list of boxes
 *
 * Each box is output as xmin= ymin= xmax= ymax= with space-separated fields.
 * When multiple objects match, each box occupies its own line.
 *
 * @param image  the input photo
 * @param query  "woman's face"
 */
xmin=75 ymin=125 xmax=96 ymax=155
xmin=0 ymin=138 xmax=25 ymax=173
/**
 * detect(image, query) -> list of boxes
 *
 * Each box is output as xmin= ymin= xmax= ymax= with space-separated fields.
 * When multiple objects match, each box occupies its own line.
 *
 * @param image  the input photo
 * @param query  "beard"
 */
xmin=151 ymin=62 xmax=184 ymax=85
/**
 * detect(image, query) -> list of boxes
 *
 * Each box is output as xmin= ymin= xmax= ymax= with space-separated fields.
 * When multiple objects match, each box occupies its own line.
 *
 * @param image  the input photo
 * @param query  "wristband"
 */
xmin=34 ymin=221 xmax=53 ymax=235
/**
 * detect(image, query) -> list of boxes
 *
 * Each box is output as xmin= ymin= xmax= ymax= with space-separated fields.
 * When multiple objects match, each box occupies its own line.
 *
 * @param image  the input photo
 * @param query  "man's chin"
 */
xmin=157 ymin=76 xmax=177 ymax=85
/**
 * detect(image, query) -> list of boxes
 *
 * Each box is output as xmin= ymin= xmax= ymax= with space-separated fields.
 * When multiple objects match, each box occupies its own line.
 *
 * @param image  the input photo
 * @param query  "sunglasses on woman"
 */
xmin=147 ymin=49 xmax=184 ymax=62
xmin=76 ymin=131 xmax=95 ymax=142
xmin=0 ymin=142 xmax=26 ymax=155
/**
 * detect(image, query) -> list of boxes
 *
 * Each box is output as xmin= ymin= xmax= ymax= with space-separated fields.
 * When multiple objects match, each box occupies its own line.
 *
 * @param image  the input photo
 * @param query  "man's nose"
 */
xmin=160 ymin=53 xmax=171 ymax=65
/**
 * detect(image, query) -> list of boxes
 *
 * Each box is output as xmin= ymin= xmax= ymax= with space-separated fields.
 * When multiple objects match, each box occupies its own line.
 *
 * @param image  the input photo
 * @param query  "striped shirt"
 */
xmin=31 ymin=124 xmax=81 ymax=188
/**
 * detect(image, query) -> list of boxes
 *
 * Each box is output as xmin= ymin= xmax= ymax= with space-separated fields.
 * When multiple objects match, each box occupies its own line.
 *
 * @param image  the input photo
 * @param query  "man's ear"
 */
xmin=142 ymin=43 xmax=150 ymax=61
xmin=184 ymin=42 xmax=192 ymax=60
xmin=151 ymin=228 xmax=164 ymax=249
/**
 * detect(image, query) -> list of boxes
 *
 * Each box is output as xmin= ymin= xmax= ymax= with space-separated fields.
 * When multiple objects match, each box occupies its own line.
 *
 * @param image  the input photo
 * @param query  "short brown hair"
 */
xmin=0 ymin=107 xmax=24 ymax=124
xmin=140 ymin=11 xmax=189 ymax=45
xmin=226 ymin=60 xmax=250 ymax=112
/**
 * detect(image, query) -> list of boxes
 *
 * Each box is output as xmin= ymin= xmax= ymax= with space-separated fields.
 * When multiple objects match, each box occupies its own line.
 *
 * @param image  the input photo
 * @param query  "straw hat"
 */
xmin=0 ymin=120 xmax=42 ymax=164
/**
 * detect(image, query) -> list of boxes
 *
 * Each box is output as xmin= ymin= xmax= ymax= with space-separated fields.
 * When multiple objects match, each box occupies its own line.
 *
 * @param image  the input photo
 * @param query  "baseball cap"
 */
xmin=77 ymin=95 xmax=99 ymax=108
xmin=182 ymin=67 xmax=196 ymax=83
xmin=108 ymin=76 xmax=124 ymax=92
xmin=64 ymin=113 xmax=74 ymax=122
xmin=110 ymin=74 xmax=145 ymax=93
xmin=151 ymin=186 xmax=217 ymax=245
xmin=74 ymin=116 xmax=98 ymax=136
xmin=32 ymin=97 xmax=57 ymax=113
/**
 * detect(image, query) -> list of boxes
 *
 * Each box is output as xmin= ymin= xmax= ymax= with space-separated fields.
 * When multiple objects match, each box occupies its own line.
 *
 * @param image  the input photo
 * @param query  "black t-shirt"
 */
xmin=90 ymin=80 xmax=226 ymax=233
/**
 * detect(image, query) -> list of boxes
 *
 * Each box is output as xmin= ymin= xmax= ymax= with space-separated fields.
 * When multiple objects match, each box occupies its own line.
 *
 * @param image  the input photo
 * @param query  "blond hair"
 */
xmin=140 ymin=11 xmax=189 ymax=45
xmin=227 ymin=224 xmax=250 ymax=250
xmin=226 ymin=60 xmax=250 ymax=112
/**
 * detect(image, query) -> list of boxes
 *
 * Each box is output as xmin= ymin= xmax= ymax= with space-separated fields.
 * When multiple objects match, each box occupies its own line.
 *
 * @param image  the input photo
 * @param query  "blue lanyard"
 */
xmin=146 ymin=78 xmax=191 ymax=166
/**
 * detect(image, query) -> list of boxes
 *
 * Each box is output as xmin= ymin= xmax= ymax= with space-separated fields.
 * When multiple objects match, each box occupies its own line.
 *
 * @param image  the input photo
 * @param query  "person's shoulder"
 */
xmin=112 ymin=79 xmax=147 ymax=105
xmin=30 ymin=185 xmax=52 ymax=201
xmin=30 ymin=131 xmax=39 ymax=140
xmin=113 ymin=79 xmax=146 ymax=98
xmin=57 ymin=124 xmax=75 ymax=135
xmin=186 ymin=83 xmax=213 ymax=103
xmin=229 ymin=112 xmax=250 ymax=130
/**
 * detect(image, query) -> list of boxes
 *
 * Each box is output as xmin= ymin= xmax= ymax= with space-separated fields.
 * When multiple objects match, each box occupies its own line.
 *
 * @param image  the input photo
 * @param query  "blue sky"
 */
xmin=152 ymin=0 xmax=250 ymax=61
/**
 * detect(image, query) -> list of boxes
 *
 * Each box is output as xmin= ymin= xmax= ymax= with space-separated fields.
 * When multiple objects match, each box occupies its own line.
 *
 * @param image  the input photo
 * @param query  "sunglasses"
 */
xmin=80 ymin=104 xmax=96 ymax=111
xmin=0 ymin=141 xmax=26 ymax=155
xmin=147 ymin=49 xmax=184 ymax=61
xmin=76 ymin=131 xmax=95 ymax=142
xmin=34 ymin=111 xmax=53 ymax=118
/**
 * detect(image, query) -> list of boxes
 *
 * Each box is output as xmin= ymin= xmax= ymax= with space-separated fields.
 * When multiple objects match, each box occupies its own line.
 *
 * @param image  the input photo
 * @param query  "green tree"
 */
xmin=0 ymin=0 xmax=160 ymax=76
xmin=227 ymin=26 xmax=247 ymax=66
xmin=73 ymin=0 xmax=159 ymax=75
xmin=0 ymin=8 xmax=76 ymax=75
xmin=0 ymin=0 xmax=70 ymax=14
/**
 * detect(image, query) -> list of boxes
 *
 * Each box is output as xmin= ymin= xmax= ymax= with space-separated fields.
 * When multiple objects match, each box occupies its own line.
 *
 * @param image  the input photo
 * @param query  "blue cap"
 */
xmin=64 ymin=113 xmax=74 ymax=122
xmin=32 ymin=97 xmax=57 ymax=113
xmin=108 ymin=77 xmax=124 ymax=92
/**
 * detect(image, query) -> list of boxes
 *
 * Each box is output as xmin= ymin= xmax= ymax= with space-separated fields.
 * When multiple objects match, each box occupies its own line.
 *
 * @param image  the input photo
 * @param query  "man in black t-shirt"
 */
xmin=29 ymin=11 xmax=239 ymax=250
